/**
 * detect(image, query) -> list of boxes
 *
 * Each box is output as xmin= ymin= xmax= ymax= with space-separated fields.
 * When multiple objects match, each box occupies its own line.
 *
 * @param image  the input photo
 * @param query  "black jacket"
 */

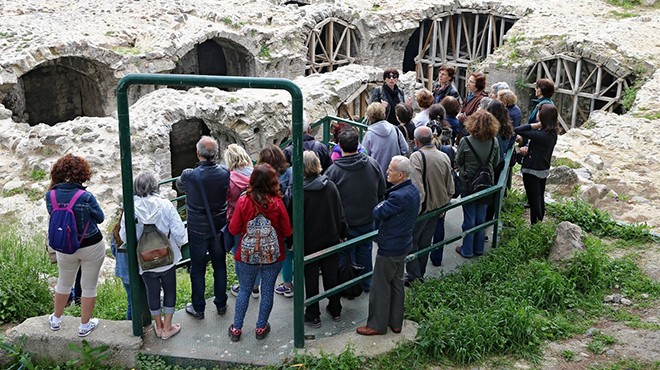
xmin=515 ymin=124 xmax=557 ymax=172
xmin=300 ymin=175 xmax=347 ymax=253
xmin=284 ymin=134 xmax=332 ymax=174
xmin=176 ymin=161 xmax=230 ymax=233
xmin=324 ymin=153 xmax=386 ymax=227
xmin=371 ymin=84 xmax=405 ymax=126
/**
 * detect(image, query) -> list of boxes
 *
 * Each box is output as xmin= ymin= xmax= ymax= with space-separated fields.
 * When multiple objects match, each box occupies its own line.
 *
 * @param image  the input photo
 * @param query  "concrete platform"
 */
xmin=5 ymin=207 xmax=493 ymax=368
xmin=141 ymin=207 xmax=492 ymax=367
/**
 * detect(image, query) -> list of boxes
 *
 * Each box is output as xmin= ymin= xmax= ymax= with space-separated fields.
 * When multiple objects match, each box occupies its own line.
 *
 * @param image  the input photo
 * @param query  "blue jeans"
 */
xmin=122 ymin=281 xmax=132 ymax=320
xmin=188 ymin=229 xmax=227 ymax=312
xmin=142 ymin=266 xmax=177 ymax=316
xmin=460 ymin=203 xmax=487 ymax=257
xmin=340 ymin=222 xmax=375 ymax=290
xmin=233 ymin=261 xmax=283 ymax=329
xmin=430 ymin=216 xmax=445 ymax=266
xmin=281 ymin=248 xmax=293 ymax=283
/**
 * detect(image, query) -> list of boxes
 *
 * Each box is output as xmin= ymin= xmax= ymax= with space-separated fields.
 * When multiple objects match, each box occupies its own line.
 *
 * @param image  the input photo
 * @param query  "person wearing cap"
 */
xmin=433 ymin=65 xmax=461 ymax=104
xmin=371 ymin=68 xmax=406 ymax=126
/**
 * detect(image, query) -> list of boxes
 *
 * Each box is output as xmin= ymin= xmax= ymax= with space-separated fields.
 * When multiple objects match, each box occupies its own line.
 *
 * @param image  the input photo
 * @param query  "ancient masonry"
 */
xmin=1 ymin=0 xmax=660 ymax=231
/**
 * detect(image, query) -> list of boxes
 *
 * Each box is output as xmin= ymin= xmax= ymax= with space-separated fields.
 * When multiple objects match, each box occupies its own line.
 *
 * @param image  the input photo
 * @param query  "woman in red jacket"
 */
xmin=228 ymin=163 xmax=292 ymax=342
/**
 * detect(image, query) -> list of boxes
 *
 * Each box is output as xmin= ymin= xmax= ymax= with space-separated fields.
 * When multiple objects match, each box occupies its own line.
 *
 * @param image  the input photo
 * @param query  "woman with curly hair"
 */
xmin=456 ymin=111 xmax=499 ymax=258
xmin=228 ymin=163 xmax=292 ymax=341
xmin=46 ymin=154 xmax=105 ymax=337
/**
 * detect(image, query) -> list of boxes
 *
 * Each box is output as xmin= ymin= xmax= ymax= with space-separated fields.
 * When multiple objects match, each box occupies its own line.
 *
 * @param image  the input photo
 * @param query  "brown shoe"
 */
xmin=356 ymin=326 xmax=385 ymax=336
xmin=389 ymin=326 xmax=402 ymax=334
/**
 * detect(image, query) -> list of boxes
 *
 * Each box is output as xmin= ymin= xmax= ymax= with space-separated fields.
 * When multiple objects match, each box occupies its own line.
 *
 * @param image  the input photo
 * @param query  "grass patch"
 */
xmin=547 ymin=199 xmax=657 ymax=243
xmin=0 ymin=228 xmax=55 ymax=323
xmin=258 ymin=45 xmax=271 ymax=59
xmin=552 ymin=157 xmax=581 ymax=169
xmin=29 ymin=169 xmax=48 ymax=181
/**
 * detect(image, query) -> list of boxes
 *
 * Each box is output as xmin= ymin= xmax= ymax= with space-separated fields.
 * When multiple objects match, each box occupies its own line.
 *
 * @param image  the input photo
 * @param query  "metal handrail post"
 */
xmin=116 ymin=74 xmax=303 ymax=338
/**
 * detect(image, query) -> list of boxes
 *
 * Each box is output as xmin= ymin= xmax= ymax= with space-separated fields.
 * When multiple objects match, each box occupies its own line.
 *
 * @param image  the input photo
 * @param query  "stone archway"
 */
xmin=306 ymin=18 xmax=360 ymax=75
xmin=171 ymin=38 xmax=255 ymax=89
xmin=1 ymin=57 xmax=108 ymax=125
xmin=169 ymin=119 xmax=212 ymax=178
xmin=524 ymin=55 xmax=633 ymax=130
xmin=403 ymin=11 xmax=518 ymax=98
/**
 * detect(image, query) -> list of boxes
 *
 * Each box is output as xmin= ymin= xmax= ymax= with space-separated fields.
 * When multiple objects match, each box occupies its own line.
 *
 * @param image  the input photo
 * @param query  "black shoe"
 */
xmin=185 ymin=303 xmax=204 ymax=320
xmin=304 ymin=317 xmax=321 ymax=328
xmin=255 ymin=323 xmax=271 ymax=340
xmin=217 ymin=305 xmax=227 ymax=316
xmin=326 ymin=306 xmax=341 ymax=322
xmin=524 ymin=202 xmax=530 ymax=209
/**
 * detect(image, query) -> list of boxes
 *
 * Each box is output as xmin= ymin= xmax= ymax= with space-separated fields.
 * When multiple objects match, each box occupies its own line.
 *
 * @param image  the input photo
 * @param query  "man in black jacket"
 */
xmin=325 ymin=129 xmax=386 ymax=291
xmin=283 ymin=120 xmax=332 ymax=174
xmin=176 ymin=136 xmax=230 ymax=319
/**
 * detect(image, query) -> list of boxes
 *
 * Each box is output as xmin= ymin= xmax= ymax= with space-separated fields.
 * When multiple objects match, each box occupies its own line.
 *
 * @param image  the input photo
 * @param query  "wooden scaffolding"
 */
xmin=306 ymin=18 xmax=360 ymax=75
xmin=412 ymin=11 xmax=518 ymax=98
xmin=524 ymin=55 xmax=632 ymax=130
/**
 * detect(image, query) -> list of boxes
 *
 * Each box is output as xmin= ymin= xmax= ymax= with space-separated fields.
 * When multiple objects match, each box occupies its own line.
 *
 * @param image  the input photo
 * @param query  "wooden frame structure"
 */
xmin=336 ymin=82 xmax=372 ymax=121
xmin=524 ymin=55 xmax=632 ymax=130
xmin=412 ymin=11 xmax=518 ymax=97
xmin=306 ymin=18 xmax=360 ymax=75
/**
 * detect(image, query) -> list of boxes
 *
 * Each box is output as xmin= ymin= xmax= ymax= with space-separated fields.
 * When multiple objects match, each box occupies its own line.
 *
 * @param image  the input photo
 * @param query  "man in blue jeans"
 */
xmin=325 ymin=129 xmax=386 ymax=292
xmin=176 ymin=136 xmax=230 ymax=319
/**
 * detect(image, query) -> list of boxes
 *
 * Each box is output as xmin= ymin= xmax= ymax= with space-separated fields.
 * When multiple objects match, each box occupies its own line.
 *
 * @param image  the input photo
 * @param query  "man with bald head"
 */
xmin=404 ymin=126 xmax=454 ymax=285
xmin=176 ymin=136 xmax=231 ymax=319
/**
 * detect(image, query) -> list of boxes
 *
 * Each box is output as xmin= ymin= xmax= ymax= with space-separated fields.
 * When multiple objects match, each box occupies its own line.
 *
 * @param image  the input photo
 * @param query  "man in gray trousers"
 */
xmin=356 ymin=156 xmax=420 ymax=335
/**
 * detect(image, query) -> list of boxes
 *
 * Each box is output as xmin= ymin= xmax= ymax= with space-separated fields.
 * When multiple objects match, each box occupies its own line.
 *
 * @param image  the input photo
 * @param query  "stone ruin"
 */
xmin=1 ymin=0 xmax=660 ymax=233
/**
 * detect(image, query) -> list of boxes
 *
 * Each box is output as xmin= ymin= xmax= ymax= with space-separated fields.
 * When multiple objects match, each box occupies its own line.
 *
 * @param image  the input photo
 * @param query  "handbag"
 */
xmin=338 ymin=252 xmax=364 ymax=299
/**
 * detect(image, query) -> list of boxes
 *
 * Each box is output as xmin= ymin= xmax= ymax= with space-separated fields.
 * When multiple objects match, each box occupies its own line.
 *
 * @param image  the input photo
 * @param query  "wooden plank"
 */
xmin=570 ymin=58 xmax=582 ymax=128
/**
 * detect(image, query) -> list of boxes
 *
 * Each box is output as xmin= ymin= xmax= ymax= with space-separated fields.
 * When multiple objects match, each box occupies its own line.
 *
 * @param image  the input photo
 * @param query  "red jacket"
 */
xmin=228 ymin=194 xmax=292 ymax=263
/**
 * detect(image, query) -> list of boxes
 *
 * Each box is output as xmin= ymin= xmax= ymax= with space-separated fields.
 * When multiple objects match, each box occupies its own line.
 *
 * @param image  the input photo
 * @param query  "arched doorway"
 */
xmin=306 ymin=18 xmax=360 ymax=75
xmin=404 ymin=11 xmax=518 ymax=98
xmin=169 ymin=119 xmax=212 ymax=179
xmin=1 ymin=57 xmax=107 ymax=125
xmin=171 ymin=38 xmax=254 ymax=89
xmin=523 ymin=55 xmax=634 ymax=130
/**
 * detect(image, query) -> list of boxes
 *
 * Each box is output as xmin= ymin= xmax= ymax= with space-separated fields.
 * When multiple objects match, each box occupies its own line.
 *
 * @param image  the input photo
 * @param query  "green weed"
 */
xmin=552 ymin=157 xmax=581 ymax=169
xmin=66 ymin=340 xmax=111 ymax=369
xmin=561 ymin=349 xmax=575 ymax=361
xmin=586 ymin=332 xmax=616 ymax=354
xmin=0 ymin=230 xmax=55 ymax=323
xmin=591 ymin=358 xmax=660 ymax=369
xmin=288 ymin=345 xmax=364 ymax=369
xmin=29 ymin=169 xmax=47 ymax=181
xmin=258 ymin=45 xmax=271 ymax=59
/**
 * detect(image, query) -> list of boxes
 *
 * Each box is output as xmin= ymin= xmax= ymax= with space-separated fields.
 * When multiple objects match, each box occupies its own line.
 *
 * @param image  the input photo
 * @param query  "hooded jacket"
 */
xmin=325 ymin=153 xmax=386 ymax=227
xmin=119 ymin=195 xmax=187 ymax=275
xmin=301 ymin=175 xmax=347 ymax=253
xmin=373 ymin=179 xmax=420 ymax=257
xmin=362 ymin=120 xmax=409 ymax=175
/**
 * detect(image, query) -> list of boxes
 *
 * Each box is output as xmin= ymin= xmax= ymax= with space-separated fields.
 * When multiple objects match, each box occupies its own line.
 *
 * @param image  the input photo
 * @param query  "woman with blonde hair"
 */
xmin=456 ymin=110 xmax=499 ymax=258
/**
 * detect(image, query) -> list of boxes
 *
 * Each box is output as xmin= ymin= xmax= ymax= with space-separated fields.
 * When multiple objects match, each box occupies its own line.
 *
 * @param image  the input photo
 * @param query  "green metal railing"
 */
xmin=116 ymin=74 xmax=304 ymax=338
xmin=117 ymin=74 xmax=512 ymax=349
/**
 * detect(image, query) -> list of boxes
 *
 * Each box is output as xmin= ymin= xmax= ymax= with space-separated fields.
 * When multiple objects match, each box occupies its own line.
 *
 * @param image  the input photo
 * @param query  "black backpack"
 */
xmin=464 ymin=138 xmax=494 ymax=199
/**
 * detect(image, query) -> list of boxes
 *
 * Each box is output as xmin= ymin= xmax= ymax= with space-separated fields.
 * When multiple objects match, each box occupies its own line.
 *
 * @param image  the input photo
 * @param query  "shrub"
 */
xmin=0 ymin=230 xmax=55 ymax=323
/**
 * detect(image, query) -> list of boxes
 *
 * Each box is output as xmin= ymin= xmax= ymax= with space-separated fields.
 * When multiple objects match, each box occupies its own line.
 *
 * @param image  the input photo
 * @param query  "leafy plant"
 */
xmin=29 ymin=169 xmax=47 ymax=181
xmin=66 ymin=340 xmax=111 ymax=369
xmin=0 ymin=228 xmax=55 ymax=323
xmin=551 ymin=157 xmax=581 ymax=169
xmin=561 ymin=349 xmax=575 ymax=361
xmin=287 ymin=345 xmax=364 ymax=369
xmin=258 ymin=45 xmax=271 ymax=59
xmin=514 ymin=77 xmax=528 ymax=91
xmin=586 ymin=332 xmax=616 ymax=354
xmin=0 ymin=337 xmax=37 ymax=370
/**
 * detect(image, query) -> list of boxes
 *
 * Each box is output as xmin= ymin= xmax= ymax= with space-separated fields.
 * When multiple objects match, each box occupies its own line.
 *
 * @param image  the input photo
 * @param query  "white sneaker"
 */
xmin=49 ymin=314 xmax=61 ymax=331
xmin=78 ymin=318 xmax=99 ymax=337
xmin=251 ymin=286 xmax=260 ymax=299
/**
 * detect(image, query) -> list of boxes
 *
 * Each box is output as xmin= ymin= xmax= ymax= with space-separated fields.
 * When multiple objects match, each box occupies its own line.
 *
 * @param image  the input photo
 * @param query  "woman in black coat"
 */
xmin=514 ymin=105 xmax=559 ymax=224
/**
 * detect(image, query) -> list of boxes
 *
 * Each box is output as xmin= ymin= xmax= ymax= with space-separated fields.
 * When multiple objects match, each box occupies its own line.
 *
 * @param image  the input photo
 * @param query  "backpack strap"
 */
xmin=464 ymin=137 xmax=493 ymax=169
xmin=419 ymin=150 xmax=428 ymax=213
xmin=193 ymin=170 xmax=221 ymax=246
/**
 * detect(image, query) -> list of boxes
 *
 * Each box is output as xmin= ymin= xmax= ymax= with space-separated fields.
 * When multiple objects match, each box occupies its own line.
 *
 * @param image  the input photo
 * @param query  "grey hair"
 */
xmin=302 ymin=150 xmax=322 ymax=177
xmin=491 ymin=82 xmax=510 ymax=96
xmin=414 ymin=126 xmax=433 ymax=145
xmin=224 ymin=143 xmax=253 ymax=171
xmin=478 ymin=97 xmax=493 ymax=111
xmin=134 ymin=171 xmax=159 ymax=197
xmin=302 ymin=119 xmax=311 ymax=133
xmin=390 ymin=155 xmax=412 ymax=177
xmin=196 ymin=136 xmax=219 ymax=161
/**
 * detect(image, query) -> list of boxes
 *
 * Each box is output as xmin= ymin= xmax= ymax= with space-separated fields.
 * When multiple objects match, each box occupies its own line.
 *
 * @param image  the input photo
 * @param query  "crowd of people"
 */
xmin=44 ymin=67 xmax=559 ymax=341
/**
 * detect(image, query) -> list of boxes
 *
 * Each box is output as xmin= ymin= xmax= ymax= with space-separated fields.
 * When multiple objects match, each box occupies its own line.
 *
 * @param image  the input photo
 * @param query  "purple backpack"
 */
xmin=48 ymin=190 xmax=90 ymax=254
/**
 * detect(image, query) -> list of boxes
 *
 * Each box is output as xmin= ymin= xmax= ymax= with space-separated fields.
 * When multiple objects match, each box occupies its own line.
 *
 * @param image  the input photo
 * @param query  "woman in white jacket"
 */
xmin=120 ymin=171 xmax=187 ymax=340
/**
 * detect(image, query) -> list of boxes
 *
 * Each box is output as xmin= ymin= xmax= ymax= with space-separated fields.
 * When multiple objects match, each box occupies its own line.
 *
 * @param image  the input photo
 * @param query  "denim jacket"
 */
xmin=45 ymin=183 xmax=105 ymax=246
